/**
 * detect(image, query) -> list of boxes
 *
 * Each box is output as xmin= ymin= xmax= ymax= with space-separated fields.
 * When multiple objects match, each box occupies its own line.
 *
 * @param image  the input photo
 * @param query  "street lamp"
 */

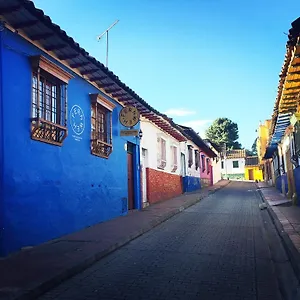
xmin=138 ymin=129 xmax=143 ymax=139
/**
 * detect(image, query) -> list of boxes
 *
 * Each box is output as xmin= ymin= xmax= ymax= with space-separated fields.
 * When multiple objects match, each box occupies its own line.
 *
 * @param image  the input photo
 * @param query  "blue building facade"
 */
xmin=0 ymin=26 xmax=141 ymax=256
xmin=294 ymin=167 xmax=300 ymax=206
xmin=179 ymin=126 xmax=216 ymax=193
xmin=182 ymin=177 xmax=201 ymax=193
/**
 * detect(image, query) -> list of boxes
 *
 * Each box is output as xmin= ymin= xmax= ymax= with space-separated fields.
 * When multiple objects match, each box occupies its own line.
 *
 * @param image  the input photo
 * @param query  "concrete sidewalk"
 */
xmin=257 ymin=182 xmax=300 ymax=282
xmin=0 ymin=180 xmax=229 ymax=300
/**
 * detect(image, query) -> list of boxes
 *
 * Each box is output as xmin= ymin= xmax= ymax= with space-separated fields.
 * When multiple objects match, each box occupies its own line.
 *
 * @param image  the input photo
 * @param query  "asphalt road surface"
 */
xmin=39 ymin=181 xmax=299 ymax=300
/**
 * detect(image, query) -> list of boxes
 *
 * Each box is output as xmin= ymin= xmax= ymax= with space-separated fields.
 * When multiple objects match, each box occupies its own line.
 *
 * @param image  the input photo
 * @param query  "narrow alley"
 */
xmin=38 ymin=182 xmax=299 ymax=300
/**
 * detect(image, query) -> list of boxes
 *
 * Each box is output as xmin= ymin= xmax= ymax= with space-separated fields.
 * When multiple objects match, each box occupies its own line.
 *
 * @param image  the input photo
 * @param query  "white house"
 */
xmin=179 ymin=138 xmax=202 ymax=192
xmin=140 ymin=118 xmax=186 ymax=206
xmin=140 ymin=119 xmax=221 ymax=206
xmin=178 ymin=126 xmax=218 ymax=190
xmin=221 ymin=149 xmax=246 ymax=180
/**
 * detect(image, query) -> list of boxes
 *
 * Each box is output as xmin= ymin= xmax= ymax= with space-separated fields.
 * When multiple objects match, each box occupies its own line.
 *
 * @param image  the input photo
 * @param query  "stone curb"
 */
xmin=257 ymin=186 xmax=300 ymax=284
xmin=14 ymin=182 xmax=230 ymax=300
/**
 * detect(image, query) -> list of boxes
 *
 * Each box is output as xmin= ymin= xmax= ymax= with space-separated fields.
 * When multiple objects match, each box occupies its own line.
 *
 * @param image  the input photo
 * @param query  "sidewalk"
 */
xmin=0 ymin=180 xmax=229 ymax=300
xmin=257 ymin=182 xmax=300 ymax=281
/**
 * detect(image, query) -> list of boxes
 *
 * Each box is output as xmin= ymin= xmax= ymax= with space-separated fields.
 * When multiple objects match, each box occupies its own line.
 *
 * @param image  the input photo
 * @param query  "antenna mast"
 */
xmin=97 ymin=20 xmax=119 ymax=68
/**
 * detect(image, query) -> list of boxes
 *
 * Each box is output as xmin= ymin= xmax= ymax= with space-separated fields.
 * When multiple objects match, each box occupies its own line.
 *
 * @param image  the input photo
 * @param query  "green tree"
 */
xmin=251 ymin=138 xmax=258 ymax=155
xmin=206 ymin=118 xmax=241 ymax=149
xmin=245 ymin=138 xmax=258 ymax=156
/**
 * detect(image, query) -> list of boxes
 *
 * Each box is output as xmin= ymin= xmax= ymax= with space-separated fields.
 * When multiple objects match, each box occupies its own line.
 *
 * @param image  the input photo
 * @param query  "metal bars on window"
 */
xmin=32 ymin=71 xmax=66 ymax=126
xmin=188 ymin=146 xmax=193 ymax=168
xmin=294 ymin=122 xmax=300 ymax=156
xmin=91 ymin=102 xmax=112 ymax=158
xmin=31 ymin=69 xmax=67 ymax=146
xmin=206 ymin=158 xmax=210 ymax=174
xmin=201 ymin=154 xmax=205 ymax=172
xmin=195 ymin=150 xmax=200 ymax=170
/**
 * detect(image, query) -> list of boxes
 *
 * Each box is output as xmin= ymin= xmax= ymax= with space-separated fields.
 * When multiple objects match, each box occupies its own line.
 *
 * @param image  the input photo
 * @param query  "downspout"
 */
xmin=133 ymin=139 xmax=141 ymax=210
xmin=0 ymin=22 xmax=4 ymax=256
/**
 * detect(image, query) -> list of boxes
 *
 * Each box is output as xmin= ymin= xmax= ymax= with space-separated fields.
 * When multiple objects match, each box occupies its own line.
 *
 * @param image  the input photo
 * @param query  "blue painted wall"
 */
xmin=275 ymin=176 xmax=282 ymax=193
xmin=294 ymin=167 xmax=300 ymax=206
xmin=281 ymin=173 xmax=288 ymax=195
xmin=182 ymin=176 xmax=201 ymax=193
xmin=1 ymin=29 xmax=141 ymax=256
xmin=0 ymin=24 xmax=4 ymax=256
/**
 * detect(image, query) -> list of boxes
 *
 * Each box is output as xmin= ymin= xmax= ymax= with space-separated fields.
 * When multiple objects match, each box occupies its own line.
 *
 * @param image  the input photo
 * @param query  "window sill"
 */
xmin=31 ymin=118 xmax=67 ymax=146
xmin=157 ymin=160 xmax=167 ymax=170
xmin=91 ymin=139 xmax=113 ymax=158
xmin=171 ymin=165 xmax=178 ymax=173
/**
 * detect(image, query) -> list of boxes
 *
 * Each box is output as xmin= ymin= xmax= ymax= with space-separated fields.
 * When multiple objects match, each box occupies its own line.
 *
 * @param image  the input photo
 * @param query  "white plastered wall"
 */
xmin=221 ymin=158 xmax=245 ymax=175
xmin=179 ymin=140 xmax=200 ymax=178
xmin=140 ymin=119 xmax=181 ymax=175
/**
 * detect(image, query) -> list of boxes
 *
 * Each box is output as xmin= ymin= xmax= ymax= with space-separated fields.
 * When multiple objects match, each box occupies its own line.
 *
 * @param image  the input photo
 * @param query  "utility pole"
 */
xmin=97 ymin=20 xmax=119 ymax=68
xmin=223 ymin=143 xmax=227 ymax=179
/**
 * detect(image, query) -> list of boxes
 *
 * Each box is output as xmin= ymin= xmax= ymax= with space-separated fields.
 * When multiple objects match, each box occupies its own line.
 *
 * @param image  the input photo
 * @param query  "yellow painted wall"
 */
xmin=257 ymin=120 xmax=271 ymax=164
xmin=244 ymin=166 xmax=263 ymax=181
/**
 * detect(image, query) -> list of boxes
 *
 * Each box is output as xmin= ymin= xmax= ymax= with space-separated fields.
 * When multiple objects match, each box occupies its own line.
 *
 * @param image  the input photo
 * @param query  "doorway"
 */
xmin=127 ymin=142 xmax=134 ymax=210
xmin=248 ymin=169 xmax=254 ymax=181
xmin=181 ymin=153 xmax=186 ymax=176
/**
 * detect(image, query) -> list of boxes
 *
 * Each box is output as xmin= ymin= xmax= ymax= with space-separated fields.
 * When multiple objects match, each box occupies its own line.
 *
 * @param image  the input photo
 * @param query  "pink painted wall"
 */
xmin=199 ymin=151 xmax=213 ymax=187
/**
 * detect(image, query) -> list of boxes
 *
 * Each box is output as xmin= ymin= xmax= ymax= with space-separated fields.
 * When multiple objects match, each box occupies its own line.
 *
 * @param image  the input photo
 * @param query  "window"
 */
xmin=291 ymin=131 xmax=299 ymax=167
xmin=171 ymin=145 xmax=178 ymax=172
xmin=232 ymin=160 xmax=239 ymax=168
xmin=157 ymin=137 xmax=167 ymax=169
xmin=221 ymin=161 xmax=224 ymax=169
xmin=201 ymin=154 xmax=205 ymax=172
xmin=30 ymin=55 xmax=73 ymax=146
xmin=195 ymin=150 xmax=200 ymax=170
xmin=206 ymin=158 xmax=210 ymax=174
xmin=188 ymin=145 xmax=193 ymax=168
xmin=294 ymin=122 xmax=300 ymax=156
xmin=273 ymin=152 xmax=280 ymax=177
xmin=90 ymin=94 xmax=115 ymax=158
xmin=281 ymin=153 xmax=285 ymax=174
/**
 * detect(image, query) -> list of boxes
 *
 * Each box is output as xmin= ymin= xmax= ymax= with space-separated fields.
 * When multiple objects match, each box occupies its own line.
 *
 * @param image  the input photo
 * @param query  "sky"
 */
xmin=33 ymin=0 xmax=300 ymax=149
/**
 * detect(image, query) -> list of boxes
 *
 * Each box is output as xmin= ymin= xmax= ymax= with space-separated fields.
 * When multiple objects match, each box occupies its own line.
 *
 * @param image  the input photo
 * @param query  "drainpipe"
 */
xmin=134 ymin=143 xmax=141 ymax=210
xmin=0 ymin=22 xmax=4 ymax=255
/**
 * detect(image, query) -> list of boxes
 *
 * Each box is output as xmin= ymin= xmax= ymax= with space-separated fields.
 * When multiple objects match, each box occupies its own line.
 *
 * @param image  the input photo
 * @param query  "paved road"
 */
xmin=39 ymin=182 xmax=298 ymax=300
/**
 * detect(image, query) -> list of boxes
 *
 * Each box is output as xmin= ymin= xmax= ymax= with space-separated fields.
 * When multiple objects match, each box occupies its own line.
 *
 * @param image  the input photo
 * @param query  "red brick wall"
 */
xmin=146 ymin=168 xmax=183 ymax=204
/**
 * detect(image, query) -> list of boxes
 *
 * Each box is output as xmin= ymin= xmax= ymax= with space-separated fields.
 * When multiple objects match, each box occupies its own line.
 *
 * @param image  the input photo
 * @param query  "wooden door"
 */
xmin=248 ymin=169 xmax=254 ymax=180
xmin=127 ymin=152 xmax=134 ymax=210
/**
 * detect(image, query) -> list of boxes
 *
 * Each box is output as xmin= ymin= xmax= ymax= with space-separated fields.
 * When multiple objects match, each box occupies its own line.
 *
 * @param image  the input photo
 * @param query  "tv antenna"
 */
xmin=97 ymin=20 xmax=119 ymax=68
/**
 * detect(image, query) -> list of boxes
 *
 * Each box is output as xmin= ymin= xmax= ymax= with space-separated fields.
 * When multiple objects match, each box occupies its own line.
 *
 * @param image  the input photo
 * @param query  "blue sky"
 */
xmin=33 ymin=0 xmax=300 ymax=149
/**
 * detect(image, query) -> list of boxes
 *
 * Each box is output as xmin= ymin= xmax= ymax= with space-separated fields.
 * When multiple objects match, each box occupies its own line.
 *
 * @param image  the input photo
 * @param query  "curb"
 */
xmin=15 ymin=182 xmax=230 ymax=300
xmin=257 ymin=186 xmax=300 ymax=284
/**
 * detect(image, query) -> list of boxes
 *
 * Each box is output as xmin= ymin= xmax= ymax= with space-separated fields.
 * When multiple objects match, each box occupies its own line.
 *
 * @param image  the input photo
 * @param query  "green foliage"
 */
xmin=245 ymin=139 xmax=258 ymax=156
xmin=251 ymin=138 xmax=258 ymax=155
xmin=206 ymin=118 xmax=241 ymax=149
xmin=245 ymin=149 xmax=252 ymax=156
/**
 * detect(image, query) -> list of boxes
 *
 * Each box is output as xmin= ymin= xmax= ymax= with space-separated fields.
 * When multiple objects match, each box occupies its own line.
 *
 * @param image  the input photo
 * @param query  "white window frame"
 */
xmin=157 ymin=136 xmax=167 ymax=169
xmin=171 ymin=145 xmax=178 ymax=172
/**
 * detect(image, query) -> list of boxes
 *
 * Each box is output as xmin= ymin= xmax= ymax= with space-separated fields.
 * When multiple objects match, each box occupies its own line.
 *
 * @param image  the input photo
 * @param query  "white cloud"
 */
xmin=164 ymin=108 xmax=196 ymax=117
xmin=182 ymin=119 xmax=213 ymax=137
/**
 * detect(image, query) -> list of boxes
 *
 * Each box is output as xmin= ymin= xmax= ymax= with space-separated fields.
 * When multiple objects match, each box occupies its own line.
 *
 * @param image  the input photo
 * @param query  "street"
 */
xmin=39 ymin=182 xmax=298 ymax=300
